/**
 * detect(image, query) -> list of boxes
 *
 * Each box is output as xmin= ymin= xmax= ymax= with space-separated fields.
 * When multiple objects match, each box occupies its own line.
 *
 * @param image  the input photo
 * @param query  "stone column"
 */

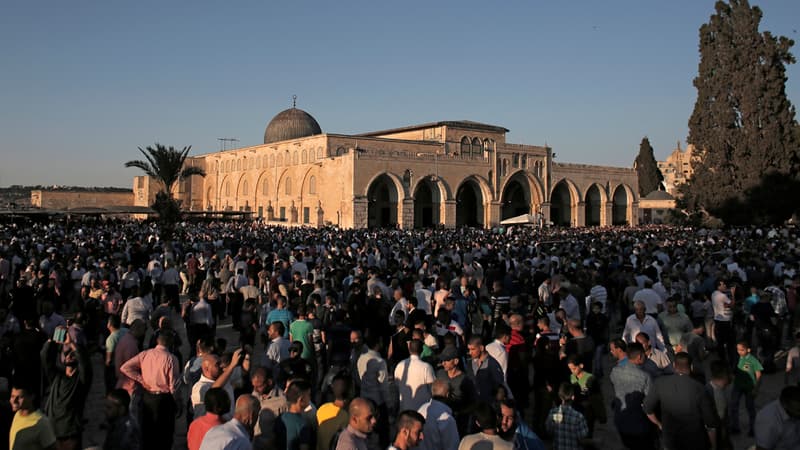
xmin=540 ymin=202 xmax=551 ymax=226
xmin=401 ymin=198 xmax=414 ymax=229
xmin=443 ymin=200 xmax=456 ymax=229
xmin=316 ymin=201 xmax=324 ymax=227
xmin=488 ymin=202 xmax=502 ymax=228
xmin=576 ymin=202 xmax=586 ymax=227
xmin=603 ymin=202 xmax=612 ymax=227
xmin=629 ymin=202 xmax=640 ymax=225
xmin=352 ymin=197 xmax=368 ymax=229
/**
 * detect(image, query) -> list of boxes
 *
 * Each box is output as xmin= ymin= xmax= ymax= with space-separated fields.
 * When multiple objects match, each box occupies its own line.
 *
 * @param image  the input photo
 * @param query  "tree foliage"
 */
xmin=634 ymin=137 xmax=664 ymax=196
xmin=125 ymin=143 xmax=205 ymax=237
xmin=682 ymin=0 xmax=800 ymax=224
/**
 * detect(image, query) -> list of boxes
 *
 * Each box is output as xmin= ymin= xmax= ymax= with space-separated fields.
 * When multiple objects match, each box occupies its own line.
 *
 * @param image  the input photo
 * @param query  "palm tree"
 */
xmin=125 ymin=143 xmax=206 ymax=197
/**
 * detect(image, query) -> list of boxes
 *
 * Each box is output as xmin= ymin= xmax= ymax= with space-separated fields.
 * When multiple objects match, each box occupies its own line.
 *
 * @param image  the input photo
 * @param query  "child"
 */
xmin=546 ymin=382 xmax=589 ymax=450
xmin=567 ymin=355 xmax=605 ymax=436
xmin=731 ymin=340 xmax=762 ymax=436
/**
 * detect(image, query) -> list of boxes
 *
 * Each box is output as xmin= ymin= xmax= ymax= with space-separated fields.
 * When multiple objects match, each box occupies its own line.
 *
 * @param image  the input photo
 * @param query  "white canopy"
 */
xmin=500 ymin=213 xmax=539 ymax=225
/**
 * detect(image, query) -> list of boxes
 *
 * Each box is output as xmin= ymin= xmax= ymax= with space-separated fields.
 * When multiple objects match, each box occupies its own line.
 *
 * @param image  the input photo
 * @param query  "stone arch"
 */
xmin=365 ymin=172 xmax=405 ymax=228
xmin=498 ymin=170 xmax=545 ymax=220
xmin=235 ymin=174 xmax=251 ymax=211
xmin=550 ymin=178 xmax=580 ymax=226
xmin=471 ymin=138 xmax=482 ymax=159
xmin=584 ymin=183 xmax=608 ymax=226
xmin=456 ymin=175 xmax=491 ymax=227
xmin=410 ymin=176 xmax=451 ymax=228
xmin=206 ymin=185 xmax=215 ymax=210
xmin=460 ymin=137 xmax=470 ymax=158
xmin=611 ymin=183 xmax=635 ymax=225
xmin=254 ymin=171 xmax=270 ymax=217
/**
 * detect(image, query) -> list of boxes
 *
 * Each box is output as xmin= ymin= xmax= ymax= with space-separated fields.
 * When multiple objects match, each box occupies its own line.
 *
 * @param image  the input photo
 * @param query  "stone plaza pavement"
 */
xmin=79 ymin=310 xmax=784 ymax=450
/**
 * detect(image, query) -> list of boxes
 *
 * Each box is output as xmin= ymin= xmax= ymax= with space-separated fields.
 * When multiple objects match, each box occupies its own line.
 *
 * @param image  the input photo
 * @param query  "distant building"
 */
xmin=638 ymin=190 xmax=676 ymax=224
xmin=657 ymin=143 xmax=695 ymax=195
xmin=134 ymin=105 xmax=640 ymax=228
xmin=31 ymin=188 xmax=133 ymax=210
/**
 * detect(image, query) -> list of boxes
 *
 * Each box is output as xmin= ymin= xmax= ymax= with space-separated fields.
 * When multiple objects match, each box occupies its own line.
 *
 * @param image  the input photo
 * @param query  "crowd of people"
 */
xmin=1 ymin=217 xmax=799 ymax=450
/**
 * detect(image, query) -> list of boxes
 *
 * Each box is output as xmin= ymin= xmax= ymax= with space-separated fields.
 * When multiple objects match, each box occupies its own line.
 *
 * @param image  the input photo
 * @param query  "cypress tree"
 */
xmin=683 ymin=0 xmax=800 ymax=224
xmin=634 ymin=137 xmax=664 ymax=196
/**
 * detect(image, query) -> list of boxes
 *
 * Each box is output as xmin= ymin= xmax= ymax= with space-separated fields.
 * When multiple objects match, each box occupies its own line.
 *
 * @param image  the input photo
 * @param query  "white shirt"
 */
xmin=191 ymin=374 xmax=234 ymax=418
xmin=633 ymin=288 xmax=663 ymax=314
xmin=485 ymin=339 xmax=508 ymax=380
xmin=415 ymin=288 xmax=433 ymax=315
xmin=189 ymin=299 xmax=214 ymax=327
xmin=560 ymin=294 xmax=581 ymax=321
xmin=389 ymin=298 xmax=409 ymax=326
xmin=394 ymin=355 xmax=435 ymax=412
xmin=121 ymin=296 xmax=152 ymax=326
xmin=588 ymin=285 xmax=608 ymax=312
xmin=622 ymin=314 xmax=665 ymax=350
xmin=418 ymin=399 xmax=460 ymax=450
xmin=711 ymin=290 xmax=733 ymax=322
xmin=357 ymin=349 xmax=392 ymax=406
xmin=199 ymin=418 xmax=251 ymax=450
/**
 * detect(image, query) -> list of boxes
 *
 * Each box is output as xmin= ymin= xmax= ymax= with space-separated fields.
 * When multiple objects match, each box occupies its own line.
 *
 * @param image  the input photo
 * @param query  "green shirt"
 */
xmin=735 ymin=353 xmax=763 ymax=391
xmin=289 ymin=319 xmax=315 ymax=360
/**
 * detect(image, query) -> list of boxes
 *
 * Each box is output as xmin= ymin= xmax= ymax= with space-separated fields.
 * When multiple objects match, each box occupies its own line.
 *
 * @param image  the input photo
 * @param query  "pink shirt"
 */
xmin=120 ymin=344 xmax=180 ymax=394
xmin=115 ymin=332 xmax=140 ymax=395
xmin=187 ymin=413 xmax=223 ymax=450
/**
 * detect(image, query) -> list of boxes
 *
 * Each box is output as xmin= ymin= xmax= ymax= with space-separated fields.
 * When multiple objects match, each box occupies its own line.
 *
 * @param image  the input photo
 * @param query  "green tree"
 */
xmin=683 ymin=0 xmax=799 ymax=223
xmin=125 ymin=143 xmax=205 ymax=234
xmin=634 ymin=137 xmax=664 ymax=196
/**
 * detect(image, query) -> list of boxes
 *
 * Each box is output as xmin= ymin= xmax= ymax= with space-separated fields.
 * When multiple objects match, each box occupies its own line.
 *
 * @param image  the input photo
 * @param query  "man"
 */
xmin=266 ymin=295 xmax=293 ymax=338
xmin=188 ymin=388 xmax=231 ymax=450
xmin=389 ymin=288 xmax=410 ymax=326
xmin=658 ymin=298 xmax=693 ymax=350
xmin=394 ymin=339 xmax=436 ymax=412
xmin=289 ymin=305 xmax=315 ymax=361
xmin=120 ymin=286 xmax=152 ymax=327
xmin=266 ymin=321 xmax=291 ymax=380
xmin=316 ymin=375 xmax=350 ymax=450
xmin=120 ymin=333 xmax=181 ymax=450
xmin=356 ymin=332 xmax=393 ymax=448
xmin=251 ymin=366 xmax=289 ymax=442
xmin=632 ymin=279 xmax=663 ymax=316
xmin=389 ymin=410 xmax=425 ymax=450
xmin=335 ymin=397 xmax=377 ymax=450
xmin=486 ymin=324 xmax=510 ymax=380
xmin=711 ymin=279 xmax=735 ymax=363
xmin=435 ymin=345 xmax=475 ymax=435
xmin=457 ymin=402 xmax=512 ymax=450
xmin=644 ymin=353 xmax=719 ymax=450
xmin=273 ymin=380 xmax=315 ymax=450
xmin=115 ymin=319 xmax=146 ymax=397
xmin=753 ymin=385 xmax=800 ymax=450
xmin=498 ymin=398 xmax=545 ymax=450
xmin=622 ymin=300 xmax=665 ymax=350
xmin=609 ymin=341 xmax=655 ymax=449
xmin=464 ymin=336 xmax=505 ymax=403
xmin=41 ymin=330 xmax=91 ymax=449
xmin=545 ymin=383 xmax=589 ymax=450
xmin=103 ymin=389 xmax=141 ymax=450
xmin=635 ymin=332 xmax=672 ymax=372
xmin=9 ymin=385 xmax=56 ymax=450
xmin=200 ymin=394 xmax=261 ymax=450
xmin=417 ymin=380 xmax=460 ymax=450
xmin=105 ymin=314 xmax=128 ymax=393
xmin=191 ymin=350 xmax=243 ymax=417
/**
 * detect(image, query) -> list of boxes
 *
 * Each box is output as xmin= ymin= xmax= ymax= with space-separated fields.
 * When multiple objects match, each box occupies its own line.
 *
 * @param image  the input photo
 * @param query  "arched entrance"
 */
xmin=501 ymin=178 xmax=530 ymax=220
xmin=551 ymin=181 xmax=573 ymax=226
xmin=612 ymin=185 xmax=628 ymax=225
xmin=585 ymin=185 xmax=602 ymax=226
xmin=367 ymin=175 xmax=399 ymax=227
xmin=414 ymin=178 xmax=441 ymax=228
xmin=456 ymin=180 xmax=484 ymax=227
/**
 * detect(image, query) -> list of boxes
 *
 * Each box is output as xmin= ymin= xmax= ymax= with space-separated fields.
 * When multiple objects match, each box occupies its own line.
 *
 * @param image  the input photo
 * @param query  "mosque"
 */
xmin=134 ymin=103 xmax=639 ymax=229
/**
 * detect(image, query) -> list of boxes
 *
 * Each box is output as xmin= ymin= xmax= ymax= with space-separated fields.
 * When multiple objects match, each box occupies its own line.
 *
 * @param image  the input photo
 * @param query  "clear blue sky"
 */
xmin=1 ymin=0 xmax=798 ymax=187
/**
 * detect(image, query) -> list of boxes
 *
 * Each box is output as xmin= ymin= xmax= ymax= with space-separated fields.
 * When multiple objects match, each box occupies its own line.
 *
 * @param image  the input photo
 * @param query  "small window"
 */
xmin=513 ymin=154 xmax=520 ymax=168
xmin=292 ymin=151 xmax=299 ymax=165
xmin=472 ymin=138 xmax=482 ymax=159
xmin=302 ymin=150 xmax=308 ymax=164
xmin=285 ymin=177 xmax=292 ymax=195
xmin=279 ymin=206 xmax=286 ymax=219
xmin=262 ymin=179 xmax=269 ymax=195
xmin=242 ymin=180 xmax=248 ymax=196
xmin=460 ymin=137 xmax=470 ymax=157
xmin=309 ymin=175 xmax=317 ymax=195
xmin=521 ymin=155 xmax=527 ymax=169
xmin=303 ymin=207 xmax=310 ymax=224
xmin=224 ymin=181 xmax=231 ymax=197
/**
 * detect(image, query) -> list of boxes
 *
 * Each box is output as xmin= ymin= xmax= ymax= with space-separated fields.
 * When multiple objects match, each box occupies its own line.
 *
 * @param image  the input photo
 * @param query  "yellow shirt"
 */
xmin=10 ymin=410 xmax=56 ymax=450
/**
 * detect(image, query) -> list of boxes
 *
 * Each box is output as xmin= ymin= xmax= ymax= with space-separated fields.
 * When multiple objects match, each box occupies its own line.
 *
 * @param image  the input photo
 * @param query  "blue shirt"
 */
xmin=267 ymin=308 xmax=293 ymax=337
xmin=199 ymin=418 xmax=251 ymax=450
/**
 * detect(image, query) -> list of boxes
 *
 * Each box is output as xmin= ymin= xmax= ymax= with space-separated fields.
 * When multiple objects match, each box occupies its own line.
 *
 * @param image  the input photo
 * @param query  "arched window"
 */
xmin=460 ymin=137 xmax=470 ymax=157
xmin=269 ymin=155 xmax=275 ymax=167
xmin=285 ymin=177 xmax=292 ymax=195
xmin=472 ymin=138 xmax=482 ymax=159
xmin=309 ymin=175 xmax=317 ymax=195
xmin=235 ymin=159 xmax=240 ymax=171
xmin=502 ymin=159 xmax=509 ymax=176
xmin=242 ymin=180 xmax=249 ymax=196
xmin=302 ymin=150 xmax=308 ymax=164
xmin=224 ymin=181 xmax=231 ymax=197
xmin=317 ymin=147 xmax=323 ymax=159
xmin=276 ymin=154 xmax=283 ymax=166
xmin=513 ymin=154 xmax=520 ymax=168
xmin=292 ymin=151 xmax=299 ymax=165
xmin=521 ymin=155 xmax=527 ymax=169
xmin=262 ymin=179 xmax=269 ymax=195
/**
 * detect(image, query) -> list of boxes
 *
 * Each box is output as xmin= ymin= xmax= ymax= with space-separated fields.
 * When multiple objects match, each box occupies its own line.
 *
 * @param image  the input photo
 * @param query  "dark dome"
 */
xmin=263 ymin=107 xmax=322 ymax=144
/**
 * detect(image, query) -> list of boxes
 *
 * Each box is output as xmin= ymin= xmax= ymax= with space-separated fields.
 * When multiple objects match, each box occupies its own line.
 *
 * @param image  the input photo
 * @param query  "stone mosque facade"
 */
xmin=138 ymin=106 xmax=639 ymax=229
